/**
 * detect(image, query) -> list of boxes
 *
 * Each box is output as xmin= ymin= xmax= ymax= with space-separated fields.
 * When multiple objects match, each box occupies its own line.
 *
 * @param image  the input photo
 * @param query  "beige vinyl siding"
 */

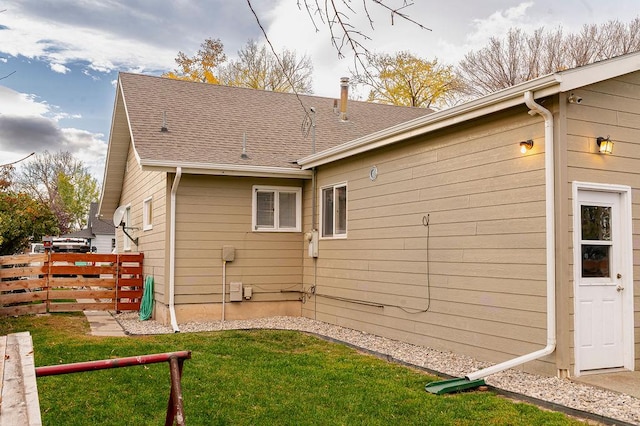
xmin=303 ymin=106 xmax=556 ymax=374
xmin=174 ymin=175 xmax=305 ymax=305
xmin=119 ymin=143 xmax=168 ymax=303
xmin=565 ymin=71 xmax=640 ymax=371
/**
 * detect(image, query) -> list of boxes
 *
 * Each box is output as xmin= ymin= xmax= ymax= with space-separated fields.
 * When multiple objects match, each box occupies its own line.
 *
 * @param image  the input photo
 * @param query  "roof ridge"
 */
xmin=118 ymin=72 xmax=430 ymax=111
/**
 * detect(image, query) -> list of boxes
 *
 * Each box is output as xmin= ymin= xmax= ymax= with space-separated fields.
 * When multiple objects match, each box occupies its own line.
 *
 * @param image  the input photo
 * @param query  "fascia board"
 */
xmin=99 ymin=77 xmax=130 ymax=217
xmin=558 ymin=52 xmax=640 ymax=92
xmin=140 ymin=160 xmax=313 ymax=179
xmin=298 ymin=75 xmax=561 ymax=169
xmin=119 ymin=79 xmax=142 ymax=166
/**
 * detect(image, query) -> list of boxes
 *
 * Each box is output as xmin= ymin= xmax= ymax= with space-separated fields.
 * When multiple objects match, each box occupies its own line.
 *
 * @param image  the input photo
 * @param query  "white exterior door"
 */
xmin=573 ymin=184 xmax=633 ymax=373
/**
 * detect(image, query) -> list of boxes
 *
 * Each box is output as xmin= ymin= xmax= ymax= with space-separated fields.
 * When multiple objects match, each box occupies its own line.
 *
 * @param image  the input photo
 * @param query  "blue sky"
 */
xmin=1 ymin=1 xmax=638 ymax=181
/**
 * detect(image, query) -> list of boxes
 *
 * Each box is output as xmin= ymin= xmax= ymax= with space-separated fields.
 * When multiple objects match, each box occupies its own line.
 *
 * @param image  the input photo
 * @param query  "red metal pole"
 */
xmin=165 ymin=357 xmax=186 ymax=426
xmin=35 ymin=351 xmax=191 ymax=377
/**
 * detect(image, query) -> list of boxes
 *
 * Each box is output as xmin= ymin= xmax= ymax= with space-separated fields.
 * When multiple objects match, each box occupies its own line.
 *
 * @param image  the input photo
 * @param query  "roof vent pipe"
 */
xmin=340 ymin=77 xmax=349 ymax=121
xmin=161 ymin=111 xmax=168 ymax=132
xmin=241 ymin=132 xmax=249 ymax=159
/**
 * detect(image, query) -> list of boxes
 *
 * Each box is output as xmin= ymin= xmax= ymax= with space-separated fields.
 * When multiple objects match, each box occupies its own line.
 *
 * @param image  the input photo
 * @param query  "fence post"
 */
xmin=45 ymin=251 xmax=51 ymax=313
xmin=115 ymin=254 xmax=119 ymax=312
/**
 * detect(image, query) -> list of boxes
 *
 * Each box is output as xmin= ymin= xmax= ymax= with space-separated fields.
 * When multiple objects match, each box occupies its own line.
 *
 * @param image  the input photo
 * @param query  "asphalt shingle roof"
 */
xmin=62 ymin=202 xmax=115 ymax=238
xmin=119 ymin=73 xmax=432 ymax=169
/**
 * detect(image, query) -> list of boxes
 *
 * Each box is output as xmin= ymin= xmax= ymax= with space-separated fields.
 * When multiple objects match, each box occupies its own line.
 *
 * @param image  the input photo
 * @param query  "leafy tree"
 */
xmin=15 ymin=151 xmax=99 ymax=234
xmin=351 ymin=51 xmax=463 ymax=109
xmin=219 ymin=40 xmax=313 ymax=93
xmin=0 ymin=191 xmax=59 ymax=255
xmin=163 ymin=38 xmax=227 ymax=83
xmin=165 ymin=38 xmax=313 ymax=94
xmin=0 ymin=165 xmax=13 ymax=191
xmin=458 ymin=18 xmax=640 ymax=97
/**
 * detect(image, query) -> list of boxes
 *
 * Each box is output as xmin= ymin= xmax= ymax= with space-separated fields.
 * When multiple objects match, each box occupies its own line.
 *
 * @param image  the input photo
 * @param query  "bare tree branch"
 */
xmin=0 ymin=70 xmax=16 ymax=81
xmin=245 ymin=1 xmax=432 ymax=125
xmin=246 ymin=0 xmax=312 ymax=128
xmin=0 ymin=152 xmax=34 ymax=168
xmin=458 ymin=18 xmax=640 ymax=97
xmin=268 ymin=1 xmax=431 ymax=84
xmin=219 ymin=40 xmax=313 ymax=93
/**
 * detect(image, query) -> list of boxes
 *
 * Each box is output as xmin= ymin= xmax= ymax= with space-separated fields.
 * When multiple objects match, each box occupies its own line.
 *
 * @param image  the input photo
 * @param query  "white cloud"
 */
xmin=50 ymin=63 xmax=71 ymax=74
xmin=59 ymin=128 xmax=107 ymax=179
xmin=0 ymin=86 xmax=50 ymax=117
xmin=51 ymin=112 xmax=82 ymax=121
xmin=468 ymin=2 xmax=535 ymax=45
xmin=82 ymin=69 xmax=100 ymax=81
xmin=0 ymin=86 xmax=106 ymax=180
xmin=0 ymin=4 xmax=176 ymax=74
xmin=0 ymin=1 xmax=267 ymax=76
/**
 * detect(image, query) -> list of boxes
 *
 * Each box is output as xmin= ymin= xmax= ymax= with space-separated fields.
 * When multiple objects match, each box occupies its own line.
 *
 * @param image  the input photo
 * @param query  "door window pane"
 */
xmin=581 ymin=205 xmax=611 ymax=240
xmin=581 ymin=245 xmax=610 ymax=278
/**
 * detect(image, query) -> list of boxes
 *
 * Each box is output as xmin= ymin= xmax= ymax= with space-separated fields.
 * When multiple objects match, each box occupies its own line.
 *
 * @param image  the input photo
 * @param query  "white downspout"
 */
xmin=169 ymin=167 xmax=182 ymax=332
xmin=466 ymin=91 xmax=556 ymax=381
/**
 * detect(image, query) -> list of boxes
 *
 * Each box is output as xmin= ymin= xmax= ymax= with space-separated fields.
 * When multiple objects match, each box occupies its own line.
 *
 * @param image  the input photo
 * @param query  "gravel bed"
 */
xmin=115 ymin=313 xmax=639 ymax=425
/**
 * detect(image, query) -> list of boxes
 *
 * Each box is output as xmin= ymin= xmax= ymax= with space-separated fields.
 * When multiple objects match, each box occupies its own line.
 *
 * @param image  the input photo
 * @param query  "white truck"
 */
xmin=35 ymin=237 xmax=92 ymax=254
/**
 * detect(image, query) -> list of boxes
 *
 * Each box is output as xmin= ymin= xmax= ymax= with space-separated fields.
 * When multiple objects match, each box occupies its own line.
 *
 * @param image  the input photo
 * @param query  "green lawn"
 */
xmin=1 ymin=314 xmax=582 ymax=426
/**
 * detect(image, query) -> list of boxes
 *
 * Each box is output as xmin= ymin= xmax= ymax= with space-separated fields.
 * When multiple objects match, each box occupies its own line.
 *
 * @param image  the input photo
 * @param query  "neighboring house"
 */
xmin=100 ymin=52 xmax=640 ymax=380
xmin=64 ymin=202 xmax=116 ymax=253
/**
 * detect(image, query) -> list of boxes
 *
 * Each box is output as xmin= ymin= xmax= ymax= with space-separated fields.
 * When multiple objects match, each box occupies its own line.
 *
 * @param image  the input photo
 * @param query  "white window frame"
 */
xmin=252 ymin=186 xmax=302 ymax=232
xmin=321 ymin=183 xmax=347 ymax=239
xmin=123 ymin=205 xmax=131 ymax=251
xmin=143 ymin=196 xmax=153 ymax=231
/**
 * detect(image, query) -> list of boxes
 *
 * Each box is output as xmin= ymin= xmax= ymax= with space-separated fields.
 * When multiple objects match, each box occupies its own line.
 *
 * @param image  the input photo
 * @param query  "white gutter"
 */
xmin=466 ymin=90 xmax=556 ymax=381
xmin=298 ymin=75 xmax=561 ymax=169
xmin=168 ymin=167 xmax=182 ymax=333
xmin=299 ymin=52 xmax=640 ymax=171
xmin=141 ymin=160 xmax=313 ymax=179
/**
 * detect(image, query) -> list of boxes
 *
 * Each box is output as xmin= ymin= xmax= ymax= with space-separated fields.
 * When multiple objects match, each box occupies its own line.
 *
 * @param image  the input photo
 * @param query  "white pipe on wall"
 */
xmin=168 ymin=167 xmax=182 ymax=333
xmin=466 ymin=91 xmax=556 ymax=381
xmin=221 ymin=260 xmax=226 ymax=323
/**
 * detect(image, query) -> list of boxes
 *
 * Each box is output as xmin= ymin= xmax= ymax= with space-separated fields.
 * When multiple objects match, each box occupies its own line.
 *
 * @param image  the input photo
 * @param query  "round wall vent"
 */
xmin=369 ymin=166 xmax=378 ymax=181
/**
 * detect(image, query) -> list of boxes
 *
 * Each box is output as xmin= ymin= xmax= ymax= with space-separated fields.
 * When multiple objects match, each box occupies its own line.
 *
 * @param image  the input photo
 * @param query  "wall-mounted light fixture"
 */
xmin=596 ymin=136 xmax=614 ymax=154
xmin=519 ymin=140 xmax=534 ymax=154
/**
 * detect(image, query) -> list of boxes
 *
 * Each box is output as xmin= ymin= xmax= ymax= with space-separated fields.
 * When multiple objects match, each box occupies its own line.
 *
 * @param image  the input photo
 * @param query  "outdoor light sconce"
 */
xmin=519 ymin=140 xmax=534 ymax=154
xmin=596 ymin=136 xmax=614 ymax=154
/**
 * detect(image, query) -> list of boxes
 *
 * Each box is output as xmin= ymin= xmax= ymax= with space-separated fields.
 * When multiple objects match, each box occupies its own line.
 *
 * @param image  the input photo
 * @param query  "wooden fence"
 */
xmin=0 ymin=252 xmax=144 ymax=316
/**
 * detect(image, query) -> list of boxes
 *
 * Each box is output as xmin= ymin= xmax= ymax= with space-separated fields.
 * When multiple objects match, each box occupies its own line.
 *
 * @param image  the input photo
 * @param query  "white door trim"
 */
xmin=572 ymin=181 xmax=634 ymax=376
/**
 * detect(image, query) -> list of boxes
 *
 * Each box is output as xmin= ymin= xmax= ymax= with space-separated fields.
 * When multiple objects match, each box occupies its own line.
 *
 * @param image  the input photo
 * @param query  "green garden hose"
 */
xmin=139 ymin=275 xmax=154 ymax=321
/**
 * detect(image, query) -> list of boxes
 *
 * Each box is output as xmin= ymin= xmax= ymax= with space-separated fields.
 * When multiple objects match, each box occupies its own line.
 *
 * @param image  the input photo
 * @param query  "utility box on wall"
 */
xmin=222 ymin=245 xmax=235 ymax=262
xmin=230 ymin=282 xmax=243 ymax=302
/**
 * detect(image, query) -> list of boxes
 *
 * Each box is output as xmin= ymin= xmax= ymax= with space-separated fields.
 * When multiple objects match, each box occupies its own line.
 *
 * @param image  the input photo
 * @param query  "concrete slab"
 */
xmin=83 ymin=311 xmax=127 ymax=337
xmin=573 ymin=371 xmax=640 ymax=399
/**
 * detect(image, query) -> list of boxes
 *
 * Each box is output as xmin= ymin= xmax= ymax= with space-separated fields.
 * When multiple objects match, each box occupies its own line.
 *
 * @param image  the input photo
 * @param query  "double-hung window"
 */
xmin=321 ymin=183 xmax=347 ymax=238
xmin=143 ymin=196 xmax=153 ymax=231
xmin=252 ymin=186 xmax=301 ymax=232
